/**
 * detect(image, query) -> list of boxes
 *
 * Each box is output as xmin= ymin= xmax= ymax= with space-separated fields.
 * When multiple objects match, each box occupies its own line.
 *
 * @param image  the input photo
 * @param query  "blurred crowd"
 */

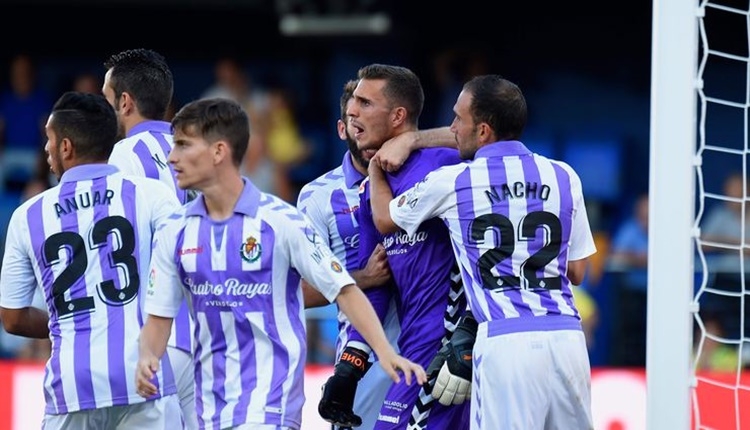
xmin=0 ymin=50 xmax=744 ymax=373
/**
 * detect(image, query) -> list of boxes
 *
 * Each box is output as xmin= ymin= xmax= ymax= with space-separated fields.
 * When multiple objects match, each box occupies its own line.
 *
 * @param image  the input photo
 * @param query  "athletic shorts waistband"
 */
xmin=483 ymin=315 xmax=582 ymax=338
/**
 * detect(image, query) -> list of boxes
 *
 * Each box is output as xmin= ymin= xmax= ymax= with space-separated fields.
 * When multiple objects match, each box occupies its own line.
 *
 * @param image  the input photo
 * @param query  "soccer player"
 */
xmin=102 ymin=48 xmax=196 ymax=428
xmin=296 ymin=79 xmax=399 ymax=430
xmin=347 ymin=63 xmax=470 ymax=429
xmin=135 ymin=97 xmax=426 ymax=430
xmin=0 ymin=91 xmax=182 ymax=429
xmin=367 ymin=74 xmax=597 ymax=429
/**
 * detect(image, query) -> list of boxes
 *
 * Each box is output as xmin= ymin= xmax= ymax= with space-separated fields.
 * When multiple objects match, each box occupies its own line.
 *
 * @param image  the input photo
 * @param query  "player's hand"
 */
xmin=431 ymin=312 xmax=477 ymax=406
xmin=378 ymin=351 xmax=427 ymax=386
xmin=424 ymin=343 xmax=450 ymax=395
xmin=318 ymin=346 xmax=370 ymax=427
xmin=433 ymin=360 xmax=471 ymax=406
xmin=360 ymin=244 xmax=391 ymax=289
xmin=376 ymin=131 xmax=419 ymax=172
xmin=135 ymin=354 xmax=160 ymax=398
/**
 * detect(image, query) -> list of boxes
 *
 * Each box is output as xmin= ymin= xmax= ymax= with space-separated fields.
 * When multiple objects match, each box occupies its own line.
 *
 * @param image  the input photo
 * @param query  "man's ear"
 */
xmin=214 ymin=140 xmax=229 ymax=165
xmin=477 ymin=122 xmax=494 ymax=144
xmin=119 ymin=91 xmax=135 ymax=115
xmin=391 ymin=106 xmax=407 ymax=128
xmin=60 ymin=137 xmax=75 ymax=161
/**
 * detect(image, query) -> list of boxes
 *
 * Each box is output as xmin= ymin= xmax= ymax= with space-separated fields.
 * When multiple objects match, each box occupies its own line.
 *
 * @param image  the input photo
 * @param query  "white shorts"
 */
xmin=168 ymin=345 xmax=197 ymax=429
xmin=42 ymin=395 xmax=182 ymax=430
xmin=472 ymin=317 xmax=593 ymax=430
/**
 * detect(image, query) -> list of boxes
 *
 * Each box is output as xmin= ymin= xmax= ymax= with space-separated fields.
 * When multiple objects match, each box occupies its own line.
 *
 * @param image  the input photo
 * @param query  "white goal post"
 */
xmin=647 ymin=0 xmax=698 ymax=429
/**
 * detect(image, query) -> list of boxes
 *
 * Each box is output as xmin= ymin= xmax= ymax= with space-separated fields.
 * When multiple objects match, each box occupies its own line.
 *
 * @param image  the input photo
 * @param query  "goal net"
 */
xmin=649 ymin=0 xmax=750 ymax=429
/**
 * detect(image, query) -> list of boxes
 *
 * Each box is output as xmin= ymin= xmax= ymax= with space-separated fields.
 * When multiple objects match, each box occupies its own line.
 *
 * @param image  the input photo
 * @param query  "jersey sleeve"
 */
xmin=296 ymin=188 xmax=330 ymax=246
xmin=0 ymin=207 xmax=39 ymax=309
xmin=148 ymin=180 xmax=182 ymax=230
xmin=389 ymin=167 xmax=458 ymax=237
xmin=567 ymin=170 xmax=597 ymax=261
xmin=144 ymin=218 xmax=185 ymax=318
xmin=285 ymin=213 xmax=355 ymax=303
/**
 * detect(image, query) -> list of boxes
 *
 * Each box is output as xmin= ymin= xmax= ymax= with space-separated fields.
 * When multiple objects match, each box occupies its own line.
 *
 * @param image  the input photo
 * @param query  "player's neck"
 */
xmin=201 ymin=173 xmax=245 ymax=221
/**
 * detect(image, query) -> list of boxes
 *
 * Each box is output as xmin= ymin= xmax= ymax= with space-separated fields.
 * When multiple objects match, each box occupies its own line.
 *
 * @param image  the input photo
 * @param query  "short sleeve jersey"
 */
xmin=389 ymin=141 xmax=597 ymax=325
xmin=0 ymin=164 xmax=180 ymax=414
xmin=146 ymin=179 xmax=354 ymax=430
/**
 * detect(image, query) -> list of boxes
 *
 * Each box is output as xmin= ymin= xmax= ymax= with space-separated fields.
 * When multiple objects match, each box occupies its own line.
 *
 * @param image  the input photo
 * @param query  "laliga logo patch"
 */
xmin=240 ymin=235 xmax=262 ymax=263
xmin=330 ymin=260 xmax=343 ymax=273
xmin=147 ymin=268 xmax=157 ymax=295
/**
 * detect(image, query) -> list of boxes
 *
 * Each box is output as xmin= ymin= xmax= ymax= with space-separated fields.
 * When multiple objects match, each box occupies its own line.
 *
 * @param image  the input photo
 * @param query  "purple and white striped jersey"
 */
xmin=145 ymin=179 xmax=355 ymax=430
xmin=108 ymin=119 xmax=192 ymax=355
xmin=296 ymin=152 xmax=364 ymax=271
xmin=389 ymin=141 xmax=597 ymax=326
xmin=0 ymin=164 xmax=179 ymax=415
xmin=297 ymin=152 xmax=399 ymax=359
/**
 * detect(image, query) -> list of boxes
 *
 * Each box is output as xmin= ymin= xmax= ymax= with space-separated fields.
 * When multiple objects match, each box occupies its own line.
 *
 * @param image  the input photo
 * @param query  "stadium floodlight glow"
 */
xmin=279 ymin=13 xmax=391 ymax=36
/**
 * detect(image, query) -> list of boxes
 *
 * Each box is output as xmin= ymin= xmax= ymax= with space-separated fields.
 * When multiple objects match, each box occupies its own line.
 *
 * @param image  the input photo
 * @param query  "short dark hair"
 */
xmin=171 ymin=98 xmax=250 ymax=167
xmin=50 ymin=91 xmax=118 ymax=162
xmin=357 ymin=64 xmax=424 ymax=127
xmin=103 ymin=48 xmax=173 ymax=120
xmin=340 ymin=79 xmax=358 ymax=121
xmin=463 ymin=75 xmax=527 ymax=141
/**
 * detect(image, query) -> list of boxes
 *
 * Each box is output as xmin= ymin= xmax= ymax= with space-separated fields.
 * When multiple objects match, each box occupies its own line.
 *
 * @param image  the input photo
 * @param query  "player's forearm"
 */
xmin=350 ymin=268 xmax=384 ymax=289
xmin=336 ymin=284 xmax=396 ymax=359
xmin=138 ymin=314 xmax=172 ymax=361
xmin=367 ymin=163 xmax=399 ymax=234
xmin=0 ymin=307 xmax=49 ymax=339
xmin=414 ymin=127 xmax=456 ymax=150
xmin=302 ymin=279 xmax=330 ymax=308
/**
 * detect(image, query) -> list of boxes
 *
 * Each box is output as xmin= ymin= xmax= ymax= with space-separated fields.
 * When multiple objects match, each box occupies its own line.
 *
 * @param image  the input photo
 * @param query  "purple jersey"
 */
xmin=389 ymin=141 xmax=597 ymax=328
xmin=0 ymin=164 xmax=179 ymax=414
xmin=359 ymin=148 xmax=469 ymax=429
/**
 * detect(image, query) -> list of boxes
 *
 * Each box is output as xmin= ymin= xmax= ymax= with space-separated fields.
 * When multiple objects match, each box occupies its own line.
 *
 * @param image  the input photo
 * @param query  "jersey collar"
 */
xmin=59 ymin=163 xmax=120 ymax=183
xmin=185 ymin=177 xmax=261 ymax=219
xmin=342 ymin=151 xmax=367 ymax=188
xmin=474 ymin=140 xmax=532 ymax=158
xmin=127 ymin=120 xmax=171 ymax=138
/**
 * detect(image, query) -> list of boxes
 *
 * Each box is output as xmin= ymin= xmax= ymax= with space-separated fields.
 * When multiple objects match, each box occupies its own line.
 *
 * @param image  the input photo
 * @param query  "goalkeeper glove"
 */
xmin=432 ymin=312 xmax=478 ymax=406
xmin=318 ymin=346 xmax=372 ymax=427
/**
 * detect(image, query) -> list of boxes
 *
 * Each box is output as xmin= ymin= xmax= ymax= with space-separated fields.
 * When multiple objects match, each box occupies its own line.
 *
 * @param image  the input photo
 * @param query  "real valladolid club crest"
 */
xmin=240 ymin=236 xmax=262 ymax=263
xmin=330 ymin=260 xmax=343 ymax=273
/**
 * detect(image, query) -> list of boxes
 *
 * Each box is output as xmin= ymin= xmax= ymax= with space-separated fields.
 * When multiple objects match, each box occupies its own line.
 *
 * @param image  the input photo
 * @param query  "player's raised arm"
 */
xmin=334 ymin=284 xmax=426 ymax=386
